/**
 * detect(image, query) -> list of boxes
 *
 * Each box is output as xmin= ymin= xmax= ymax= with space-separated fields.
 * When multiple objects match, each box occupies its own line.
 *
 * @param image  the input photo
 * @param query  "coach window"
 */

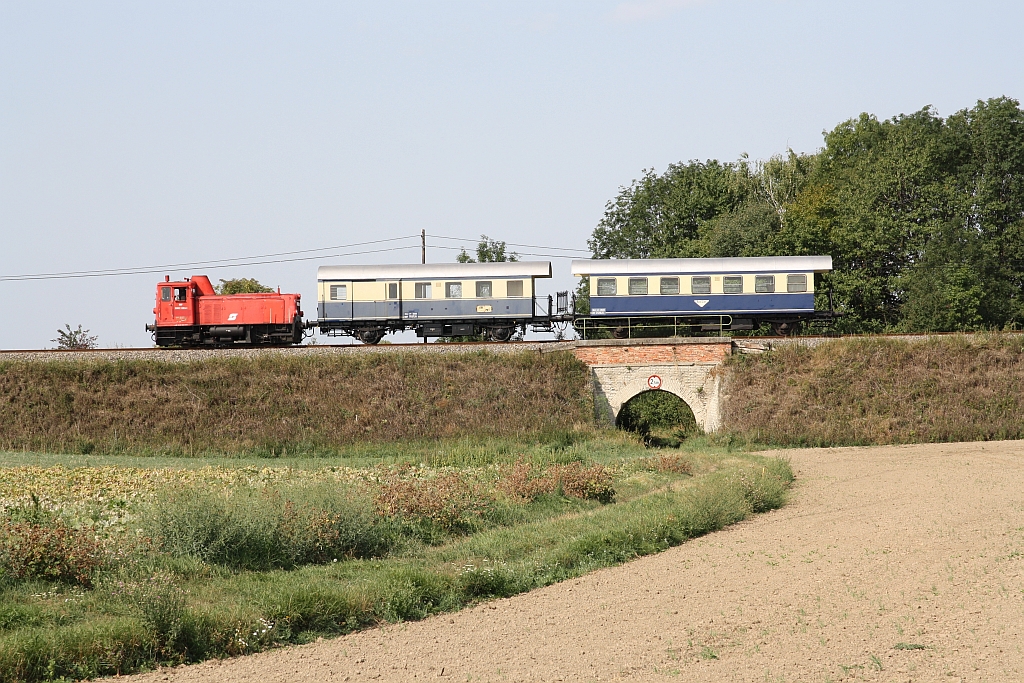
xmin=476 ymin=281 xmax=492 ymax=298
xmin=387 ymin=283 xmax=398 ymax=299
xmin=445 ymin=282 xmax=462 ymax=298
xmin=596 ymin=278 xmax=617 ymax=296
xmin=660 ymin=277 xmax=679 ymax=295
xmin=174 ymin=287 xmax=188 ymax=302
xmin=330 ymin=284 xmax=348 ymax=301
xmin=160 ymin=287 xmax=172 ymax=302
xmin=755 ymin=275 xmax=775 ymax=293
xmin=723 ymin=276 xmax=743 ymax=294
xmin=415 ymin=282 xmax=432 ymax=299
xmin=691 ymin=276 xmax=711 ymax=294
xmin=787 ymin=274 xmax=807 ymax=292
xmin=628 ymin=277 xmax=648 ymax=295
xmin=507 ymin=280 xmax=524 ymax=297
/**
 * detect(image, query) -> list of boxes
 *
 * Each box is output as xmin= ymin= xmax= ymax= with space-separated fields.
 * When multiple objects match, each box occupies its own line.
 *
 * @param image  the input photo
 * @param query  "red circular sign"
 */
xmin=647 ymin=375 xmax=662 ymax=390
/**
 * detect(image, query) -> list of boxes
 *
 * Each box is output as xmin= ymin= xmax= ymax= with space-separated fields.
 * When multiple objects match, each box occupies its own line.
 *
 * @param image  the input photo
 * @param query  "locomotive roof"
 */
xmin=571 ymin=256 xmax=832 ymax=276
xmin=317 ymin=261 xmax=552 ymax=281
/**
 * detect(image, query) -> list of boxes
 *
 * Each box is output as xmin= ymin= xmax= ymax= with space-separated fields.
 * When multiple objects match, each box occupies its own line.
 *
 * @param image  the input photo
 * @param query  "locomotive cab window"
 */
xmin=506 ymin=280 xmax=524 ymax=297
xmin=160 ymin=287 xmax=172 ymax=302
xmin=476 ymin=281 xmax=492 ymax=298
xmin=174 ymin=287 xmax=188 ymax=302
xmin=387 ymin=283 xmax=398 ymax=299
xmin=596 ymin=278 xmax=617 ymax=296
xmin=691 ymin=276 xmax=711 ymax=294
xmin=755 ymin=275 xmax=775 ymax=293
xmin=329 ymin=284 xmax=348 ymax=301
xmin=628 ymin=277 xmax=648 ymax=295
xmin=787 ymin=274 xmax=808 ymax=292
xmin=445 ymin=282 xmax=462 ymax=298
xmin=723 ymin=276 xmax=743 ymax=294
xmin=415 ymin=282 xmax=432 ymax=299
xmin=660 ymin=277 xmax=679 ymax=295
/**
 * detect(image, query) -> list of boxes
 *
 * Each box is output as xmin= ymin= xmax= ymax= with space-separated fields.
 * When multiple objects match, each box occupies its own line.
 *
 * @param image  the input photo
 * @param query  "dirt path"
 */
xmin=130 ymin=441 xmax=1024 ymax=682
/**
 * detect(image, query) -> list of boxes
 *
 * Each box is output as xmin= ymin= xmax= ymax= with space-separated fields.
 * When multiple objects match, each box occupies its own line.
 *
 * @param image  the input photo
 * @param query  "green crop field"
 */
xmin=0 ymin=432 xmax=792 ymax=682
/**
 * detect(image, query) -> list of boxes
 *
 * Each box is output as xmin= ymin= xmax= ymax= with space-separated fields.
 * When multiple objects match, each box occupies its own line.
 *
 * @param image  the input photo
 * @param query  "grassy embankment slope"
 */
xmin=0 ymin=350 xmax=591 ymax=457
xmin=723 ymin=333 xmax=1024 ymax=447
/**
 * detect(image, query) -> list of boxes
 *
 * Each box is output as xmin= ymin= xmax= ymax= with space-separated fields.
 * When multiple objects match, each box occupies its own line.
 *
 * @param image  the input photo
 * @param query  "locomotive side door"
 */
xmin=171 ymin=284 xmax=196 ymax=325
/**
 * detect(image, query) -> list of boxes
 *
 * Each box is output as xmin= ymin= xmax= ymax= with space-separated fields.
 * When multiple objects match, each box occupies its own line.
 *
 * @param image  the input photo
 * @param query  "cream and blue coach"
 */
xmin=316 ymin=262 xmax=554 ymax=343
xmin=571 ymin=256 xmax=833 ymax=335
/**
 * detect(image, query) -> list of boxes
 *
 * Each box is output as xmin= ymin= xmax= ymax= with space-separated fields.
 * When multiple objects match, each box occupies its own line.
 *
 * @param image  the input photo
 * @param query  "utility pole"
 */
xmin=421 ymin=229 xmax=426 ymax=264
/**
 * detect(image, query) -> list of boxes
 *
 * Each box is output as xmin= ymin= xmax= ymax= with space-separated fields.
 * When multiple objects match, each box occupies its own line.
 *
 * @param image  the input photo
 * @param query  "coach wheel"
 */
xmin=489 ymin=326 xmax=514 ymax=342
xmin=357 ymin=328 xmax=385 ymax=345
xmin=611 ymin=326 xmax=629 ymax=340
xmin=770 ymin=321 xmax=797 ymax=337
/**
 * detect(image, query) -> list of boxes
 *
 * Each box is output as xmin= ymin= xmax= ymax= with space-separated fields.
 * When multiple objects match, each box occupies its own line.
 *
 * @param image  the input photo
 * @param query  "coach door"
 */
xmin=375 ymin=281 xmax=402 ymax=319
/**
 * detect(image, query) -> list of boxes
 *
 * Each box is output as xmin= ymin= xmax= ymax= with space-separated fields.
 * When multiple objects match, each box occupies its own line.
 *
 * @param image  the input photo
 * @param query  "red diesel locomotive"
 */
xmin=146 ymin=275 xmax=304 ymax=347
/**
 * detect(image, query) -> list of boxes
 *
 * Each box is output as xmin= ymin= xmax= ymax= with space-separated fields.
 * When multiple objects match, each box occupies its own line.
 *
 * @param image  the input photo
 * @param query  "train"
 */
xmin=146 ymin=256 xmax=834 ymax=346
xmin=571 ymin=255 xmax=834 ymax=337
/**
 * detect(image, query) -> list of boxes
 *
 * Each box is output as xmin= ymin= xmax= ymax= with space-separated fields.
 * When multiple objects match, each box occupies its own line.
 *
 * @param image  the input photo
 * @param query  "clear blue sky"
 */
xmin=2 ymin=0 xmax=1021 ymax=348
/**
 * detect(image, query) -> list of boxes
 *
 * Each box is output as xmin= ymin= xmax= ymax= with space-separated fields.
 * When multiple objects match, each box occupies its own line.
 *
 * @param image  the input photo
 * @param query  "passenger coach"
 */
xmin=572 ymin=256 xmax=833 ymax=336
xmin=316 ymin=262 xmax=565 ymax=343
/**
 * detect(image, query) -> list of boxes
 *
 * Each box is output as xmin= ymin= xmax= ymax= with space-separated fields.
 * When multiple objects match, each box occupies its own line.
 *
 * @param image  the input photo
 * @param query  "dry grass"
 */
xmin=723 ymin=334 xmax=1024 ymax=446
xmin=0 ymin=350 xmax=591 ymax=456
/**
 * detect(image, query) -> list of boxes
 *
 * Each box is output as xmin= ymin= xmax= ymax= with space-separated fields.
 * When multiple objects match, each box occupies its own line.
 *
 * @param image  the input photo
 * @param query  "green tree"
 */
xmin=52 ymin=324 xmax=98 ymax=350
xmin=588 ymin=160 xmax=745 ymax=259
xmin=216 ymin=278 xmax=274 ymax=295
xmin=457 ymin=235 xmax=519 ymax=263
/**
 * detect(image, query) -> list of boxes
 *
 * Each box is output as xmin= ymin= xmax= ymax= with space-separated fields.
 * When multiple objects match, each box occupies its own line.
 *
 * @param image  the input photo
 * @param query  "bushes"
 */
xmin=145 ymin=484 xmax=390 ymax=570
xmin=0 ymin=518 xmax=104 ymax=587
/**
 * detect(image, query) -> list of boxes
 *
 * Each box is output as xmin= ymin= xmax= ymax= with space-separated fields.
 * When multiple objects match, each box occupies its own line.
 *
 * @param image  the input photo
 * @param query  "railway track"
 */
xmin=2 ymin=330 xmax=1017 ymax=355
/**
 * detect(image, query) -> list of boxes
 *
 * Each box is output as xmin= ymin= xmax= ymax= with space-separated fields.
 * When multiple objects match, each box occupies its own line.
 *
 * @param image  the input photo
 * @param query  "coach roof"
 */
xmin=318 ymin=261 xmax=552 ymax=281
xmin=571 ymin=256 xmax=832 ymax=276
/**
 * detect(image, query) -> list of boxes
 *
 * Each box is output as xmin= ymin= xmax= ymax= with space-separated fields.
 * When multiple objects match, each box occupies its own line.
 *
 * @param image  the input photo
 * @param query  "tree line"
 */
xmin=587 ymin=97 xmax=1024 ymax=333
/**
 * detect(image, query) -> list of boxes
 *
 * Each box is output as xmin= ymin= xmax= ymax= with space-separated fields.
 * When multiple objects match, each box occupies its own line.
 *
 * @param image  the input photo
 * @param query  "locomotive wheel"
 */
xmin=356 ymin=329 xmax=385 ymax=345
xmin=611 ymin=326 xmax=629 ymax=340
xmin=489 ymin=326 xmax=514 ymax=342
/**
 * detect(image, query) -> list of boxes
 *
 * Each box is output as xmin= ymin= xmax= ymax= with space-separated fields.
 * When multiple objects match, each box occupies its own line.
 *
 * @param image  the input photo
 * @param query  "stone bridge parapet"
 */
xmin=570 ymin=338 xmax=733 ymax=433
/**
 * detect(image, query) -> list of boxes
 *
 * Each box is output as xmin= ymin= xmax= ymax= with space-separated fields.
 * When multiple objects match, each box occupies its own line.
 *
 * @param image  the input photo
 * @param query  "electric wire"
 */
xmin=0 ymin=235 xmax=420 ymax=281
xmin=0 ymin=233 xmax=592 ymax=282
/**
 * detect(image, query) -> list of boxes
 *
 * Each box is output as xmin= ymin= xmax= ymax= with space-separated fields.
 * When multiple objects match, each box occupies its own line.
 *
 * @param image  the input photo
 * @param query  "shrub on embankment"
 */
xmin=0 ymin=351 xmax=591 ymax=456
xmin=723 ymin=334 xmax=1024 ymax=446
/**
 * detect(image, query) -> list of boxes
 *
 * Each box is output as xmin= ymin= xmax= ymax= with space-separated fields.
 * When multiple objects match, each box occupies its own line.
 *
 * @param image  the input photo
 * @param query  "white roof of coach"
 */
xmin=318 ymin=261 xmax=552 ymax=281
xmin=571 ymin=256 xmax=832 ymax=276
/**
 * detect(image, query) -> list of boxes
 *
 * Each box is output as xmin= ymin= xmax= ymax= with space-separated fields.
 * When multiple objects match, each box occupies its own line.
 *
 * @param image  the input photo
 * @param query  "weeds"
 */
xmin=146 ymin=483 xmax=389 ymax=570
xmin=0 ymin=351 xmax=591 ymax=456
xmin=0 ymin=517 xmax=104 ymax=587
xmin=0 ymin=438 xmax=792 ymax=683
xmin=724 ymin=334 xmax=1024 ymax=446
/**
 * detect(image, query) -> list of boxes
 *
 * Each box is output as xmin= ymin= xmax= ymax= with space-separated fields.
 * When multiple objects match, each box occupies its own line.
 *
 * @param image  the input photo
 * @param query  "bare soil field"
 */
xmin=127 ymin=440 xmax=1024 ymax=682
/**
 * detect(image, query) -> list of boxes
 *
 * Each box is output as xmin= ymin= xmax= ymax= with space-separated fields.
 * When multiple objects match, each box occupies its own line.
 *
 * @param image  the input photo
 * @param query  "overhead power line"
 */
xmin=430 ymin=234 xmax=590 ymax=254
xmin=0 ymin=232 xmax=592 ymax=282
xmin=0 ymin=236 xmax=420 ymax=282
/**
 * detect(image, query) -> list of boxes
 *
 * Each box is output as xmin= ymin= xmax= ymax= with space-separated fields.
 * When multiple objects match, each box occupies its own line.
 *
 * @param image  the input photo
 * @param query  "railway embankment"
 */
xmin=0 ymin=348 xmax=591 ymax=456
xmin=723 ymin=333 xmax=1024 ymax=446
